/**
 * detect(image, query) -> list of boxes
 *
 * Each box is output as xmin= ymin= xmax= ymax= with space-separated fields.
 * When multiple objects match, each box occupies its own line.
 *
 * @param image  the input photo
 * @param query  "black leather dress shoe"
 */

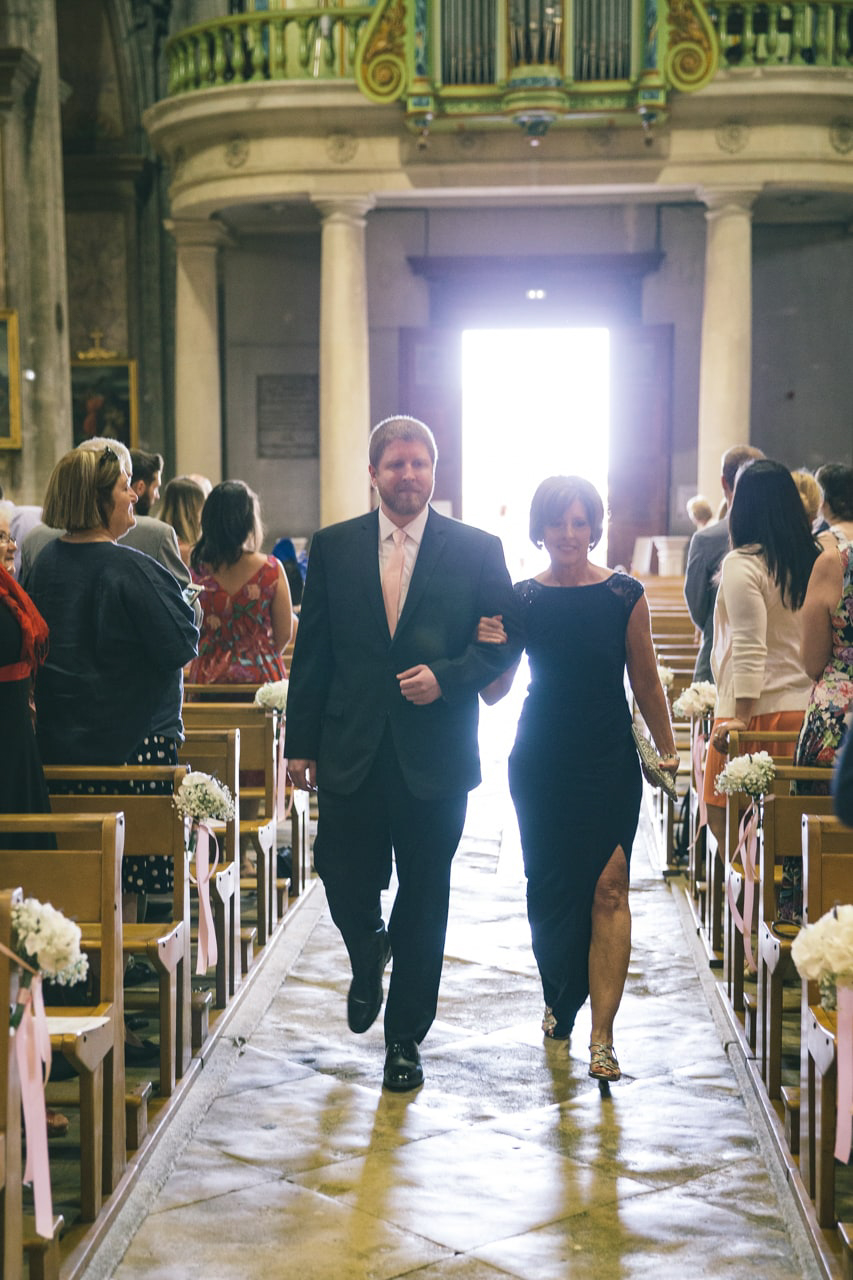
xmin=383 ymin=1040 xmax=423 ymax=1092
xmin=347 ymin=931 xmax=392 ymax=1034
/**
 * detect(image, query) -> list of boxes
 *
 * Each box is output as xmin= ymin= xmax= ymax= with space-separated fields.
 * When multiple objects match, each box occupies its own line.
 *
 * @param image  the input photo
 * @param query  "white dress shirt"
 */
xmin=377 ymin=504 xmax=429 ymax=625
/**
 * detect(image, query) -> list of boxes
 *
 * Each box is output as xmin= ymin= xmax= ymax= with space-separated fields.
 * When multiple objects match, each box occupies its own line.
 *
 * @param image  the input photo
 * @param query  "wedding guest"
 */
xmin=159 ymin=476 xmax=206 ymax=569
xmin=189 ymin=480 xmax=293 ymax=685
xmin=480 ymin=475 xmax=677 ymax=1081
xmin=782 ymin=463 xmax=853 ymax=918
xmin=704 ymin=460 xmax=820 ymax=850
xmin=25 ymin=445 xmax=198 ymax=909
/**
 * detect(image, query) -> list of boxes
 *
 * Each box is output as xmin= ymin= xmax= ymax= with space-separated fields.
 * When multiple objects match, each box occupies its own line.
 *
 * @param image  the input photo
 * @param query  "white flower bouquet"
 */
xmin=714 ymin=750 xmax=776 ymax=799
xmin=254 ymin=680 xmax=289 ymax=711
xmin=792 ymin=904 xmax=853 ymax=1010
xmin=11 ymin=897 xmax=89 ymax=988
xmin=174 ymin=771 xmax=235 ymax=825
xmin=672 ymin=681 xmax=717 ymax=719
xmin=657 ymin=665 xmax=675 ymax=692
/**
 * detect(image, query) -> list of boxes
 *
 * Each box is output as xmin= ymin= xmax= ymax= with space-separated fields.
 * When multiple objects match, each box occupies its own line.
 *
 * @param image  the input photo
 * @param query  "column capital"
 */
xmin=697 ymin=186 xmax=763 ymax=218
xmin=312 ymin=195 xmax=376 ymax=226
xmin=164 ymin=217 xmax=233 ymax=251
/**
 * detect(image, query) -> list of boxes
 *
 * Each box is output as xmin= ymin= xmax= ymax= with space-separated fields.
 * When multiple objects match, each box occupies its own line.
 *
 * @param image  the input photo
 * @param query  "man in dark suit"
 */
xmin=285 ymin=416 xmax=522 ymax=1091
xmin=684 ymin=443 xmax=764 ymax=681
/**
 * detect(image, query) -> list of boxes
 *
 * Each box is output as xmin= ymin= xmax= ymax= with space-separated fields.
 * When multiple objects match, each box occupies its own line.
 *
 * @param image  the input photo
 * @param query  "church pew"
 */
xmin=45 ymin=769 xmax=191 ymax=1100
xmin=799 ymin=815 xmax=853 ymax=1228
xmin=179 ymin=728 xmax=244 ymax=995
xmin=0 ymin=813 xmax=124 ymax=1223
xmin=182 ymin=702 xmax=289 ymax=942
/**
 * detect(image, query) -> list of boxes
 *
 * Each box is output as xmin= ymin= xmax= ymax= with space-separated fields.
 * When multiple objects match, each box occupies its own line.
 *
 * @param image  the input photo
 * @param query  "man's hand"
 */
xmin=288 ymin=759 xmax=317 ymax=791
xmin=476 ymin=614 xmax=507 ymax=645
xmin=397 ymin=665 xmax=442 ymax=705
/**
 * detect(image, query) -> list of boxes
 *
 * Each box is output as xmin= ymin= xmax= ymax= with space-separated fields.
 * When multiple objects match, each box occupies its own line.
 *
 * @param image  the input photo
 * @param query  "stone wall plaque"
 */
xmin=257 ymin=374 xmax=319 ymax=459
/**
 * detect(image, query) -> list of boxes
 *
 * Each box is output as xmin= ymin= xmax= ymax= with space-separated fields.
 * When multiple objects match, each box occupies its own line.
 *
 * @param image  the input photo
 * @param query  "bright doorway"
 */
xmin=460 ymin=327 xmax=611 ymax=579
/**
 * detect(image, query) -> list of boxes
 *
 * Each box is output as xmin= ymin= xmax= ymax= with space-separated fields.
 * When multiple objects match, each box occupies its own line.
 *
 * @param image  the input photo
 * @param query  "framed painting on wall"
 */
xmin=0 ymin=310 xmax=22 ymax=449
xmin=70 ymin=358 xmax=139 ymax=449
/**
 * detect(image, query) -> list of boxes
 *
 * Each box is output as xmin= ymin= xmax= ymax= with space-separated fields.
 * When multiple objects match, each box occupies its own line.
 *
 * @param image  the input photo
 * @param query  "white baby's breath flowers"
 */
xmin=714 ymin=751 xmax=776 ymax=799
xmin=657 ymin=665 xmax=675 ymax=691
xmin=174 ymin=771 xmax=235 ymax=824
xmin=792 ymin=904 xmax=853 ymax=1007
xmin=254 ymin=680 xmax=289 ymax=711
xmin=672 ymin=681 xmax=717 ymax=719
xmin=11 ymin=897 xmax=89 ymax=986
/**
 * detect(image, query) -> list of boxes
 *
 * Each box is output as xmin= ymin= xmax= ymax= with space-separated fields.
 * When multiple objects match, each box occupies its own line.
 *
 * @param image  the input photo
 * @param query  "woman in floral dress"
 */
xmin=781 ymin=465 xmax=853 ymax=920
xmin=188 ymin=481 xmax=294 ymax=685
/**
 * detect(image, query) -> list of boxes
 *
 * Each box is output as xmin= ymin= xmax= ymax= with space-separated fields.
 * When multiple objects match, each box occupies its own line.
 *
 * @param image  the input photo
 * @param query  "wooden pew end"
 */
xmin=781 ymin=1085 xmax=800 ymax=1155
xmin=23 ymin=1213 xmax=64 ymax=1280
xmin=743 ymin=991 xmax=757 ymax=1053
xmin=192 ymin=988 xmax=214 ymax=1050
xmin=240 ymin=926 xmax=258 ymax=975
xmin=276 ymin=876 xmax=290 ymax=918
xmin=838 ymin=1222 xmax=853 ymax=1280
xmin=126 ymin=1080 xmax=153 ymax=1151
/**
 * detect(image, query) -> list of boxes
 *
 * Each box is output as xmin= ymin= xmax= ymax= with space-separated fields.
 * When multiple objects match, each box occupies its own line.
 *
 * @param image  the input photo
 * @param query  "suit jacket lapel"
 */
xmin=396 ymin=507 xmax=445 ymax=635
xmin=356 ymin=510 xmax=389 ymax=639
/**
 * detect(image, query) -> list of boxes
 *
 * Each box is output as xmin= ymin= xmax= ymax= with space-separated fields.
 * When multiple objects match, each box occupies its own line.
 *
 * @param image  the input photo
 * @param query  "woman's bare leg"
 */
xmin=588 ymin=845 xmax=631 ymax=1047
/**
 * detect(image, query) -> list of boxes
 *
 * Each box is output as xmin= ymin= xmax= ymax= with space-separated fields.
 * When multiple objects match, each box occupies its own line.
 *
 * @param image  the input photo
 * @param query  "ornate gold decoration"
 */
xmin=75 ymin=330 xmax=121 ymax=361
xmin=665 ymin=0 xmax=719 ymax=93
xmin=355 ymin=0 xmax=407 ymax=105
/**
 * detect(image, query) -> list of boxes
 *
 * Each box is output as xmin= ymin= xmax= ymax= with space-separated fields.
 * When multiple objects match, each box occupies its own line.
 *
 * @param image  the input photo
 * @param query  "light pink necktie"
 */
xmin=382 ymin=528 xmax=406 ymax=637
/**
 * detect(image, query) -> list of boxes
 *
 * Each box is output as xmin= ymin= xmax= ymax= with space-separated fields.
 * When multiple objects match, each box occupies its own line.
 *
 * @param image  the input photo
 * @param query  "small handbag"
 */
xmin=631 ymin=725 xmax=678 ymax=802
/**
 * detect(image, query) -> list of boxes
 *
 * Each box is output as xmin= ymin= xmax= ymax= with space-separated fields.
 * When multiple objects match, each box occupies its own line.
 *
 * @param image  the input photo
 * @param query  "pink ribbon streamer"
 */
xmin=0 ymin=944 xmax=55 ymax=1240
xmin=836 ymin=985 xmax=853 ymax=1163
xmin=276 ymin=713 xmax=289 ymax=821
xmin=693 ymin=719 xmax=708 ymax=837
xmin=724 ymin=802 xmax=760 ymax=974
xmin=190 ymin=822 xmax=219 ymax=976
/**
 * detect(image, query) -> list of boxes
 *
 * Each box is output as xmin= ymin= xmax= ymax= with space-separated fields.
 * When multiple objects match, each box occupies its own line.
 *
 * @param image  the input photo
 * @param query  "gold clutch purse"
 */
xmin=631 ymin=726 xmax=678 ymax=803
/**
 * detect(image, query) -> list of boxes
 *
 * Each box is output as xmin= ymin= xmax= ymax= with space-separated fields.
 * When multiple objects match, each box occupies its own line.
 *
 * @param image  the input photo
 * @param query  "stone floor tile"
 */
xmin=290 ymin=1127 xmax=651 ymax=1252
xmin=114 ymin=1178 xmax=451 ymax=1280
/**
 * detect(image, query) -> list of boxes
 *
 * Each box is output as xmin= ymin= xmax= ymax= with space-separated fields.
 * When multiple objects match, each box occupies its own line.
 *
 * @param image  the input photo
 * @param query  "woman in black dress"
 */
xmin=482 ymin=477 xmax=677 ymax=1082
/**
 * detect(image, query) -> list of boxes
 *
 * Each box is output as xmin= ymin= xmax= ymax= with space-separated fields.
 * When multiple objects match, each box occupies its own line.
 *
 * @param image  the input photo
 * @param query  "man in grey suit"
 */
xmin=684 ymin=443 xmax=764 ymax=681
xmin=285 ymin=416 xmax=522 ymax=1092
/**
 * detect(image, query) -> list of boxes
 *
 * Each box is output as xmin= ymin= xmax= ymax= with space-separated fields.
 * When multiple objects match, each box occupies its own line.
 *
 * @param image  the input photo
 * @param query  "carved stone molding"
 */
xmin=715 ymin=122 xmax=750 ymax=155
xmin=0 ymin=47 xmax=39 ymax=112
xmin=830 ymin=119 xmax=853 ymax=156
xmin=224 ymin=135 xmax=249 ymax=169
xmin=326 ymin=132 xmax=358 ymax=164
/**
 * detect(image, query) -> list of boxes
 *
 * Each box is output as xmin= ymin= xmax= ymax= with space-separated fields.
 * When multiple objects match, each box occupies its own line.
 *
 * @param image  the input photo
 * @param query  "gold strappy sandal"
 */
xmin=589 ymin=1042 xmax=621 ymax=1081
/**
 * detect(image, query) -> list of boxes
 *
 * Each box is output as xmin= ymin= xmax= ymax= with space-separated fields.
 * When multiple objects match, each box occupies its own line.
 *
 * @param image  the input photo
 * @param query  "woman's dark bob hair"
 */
xmin=728 ymin=458 xmax=820 ymax=610
xmin=529 ymin=476 xmax=605 ymax=549
xmin=191 ymin=480 xmax=263 ymax=571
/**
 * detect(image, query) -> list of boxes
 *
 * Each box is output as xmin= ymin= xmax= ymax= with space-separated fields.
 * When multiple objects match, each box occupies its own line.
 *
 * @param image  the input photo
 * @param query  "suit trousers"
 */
xmin=314 ymin=727 xmax=467 ymax=1044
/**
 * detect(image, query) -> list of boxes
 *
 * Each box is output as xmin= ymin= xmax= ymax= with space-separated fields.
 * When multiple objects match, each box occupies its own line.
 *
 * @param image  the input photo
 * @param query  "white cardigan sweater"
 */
xmin=710 ymin=548 xmax=812 ymax=719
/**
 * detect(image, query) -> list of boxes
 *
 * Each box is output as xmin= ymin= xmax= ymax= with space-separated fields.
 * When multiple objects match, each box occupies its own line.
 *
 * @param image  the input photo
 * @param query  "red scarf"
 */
xmin=0 ymin=564 xmax=49 ymax=683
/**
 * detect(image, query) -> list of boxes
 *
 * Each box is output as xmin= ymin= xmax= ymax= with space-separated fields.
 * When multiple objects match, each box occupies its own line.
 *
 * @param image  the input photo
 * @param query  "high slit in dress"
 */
xmin=508 ymin=574 xmax=644 ymax=1035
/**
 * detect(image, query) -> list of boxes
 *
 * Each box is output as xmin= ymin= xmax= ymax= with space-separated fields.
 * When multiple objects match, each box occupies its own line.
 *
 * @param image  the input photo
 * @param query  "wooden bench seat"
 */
xmin=0 ymin=813 xmax=125 ymax=1224
xmin=45 ymin=768 xmax=191 ymax=1101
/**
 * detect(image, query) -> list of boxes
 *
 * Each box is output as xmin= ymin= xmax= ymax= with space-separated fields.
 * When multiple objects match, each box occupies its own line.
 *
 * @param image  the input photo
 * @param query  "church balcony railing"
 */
xmin=162 ymin=2 xmax=853 ymax=141
xmin=706 ymin=1 xmax=853 ymax=69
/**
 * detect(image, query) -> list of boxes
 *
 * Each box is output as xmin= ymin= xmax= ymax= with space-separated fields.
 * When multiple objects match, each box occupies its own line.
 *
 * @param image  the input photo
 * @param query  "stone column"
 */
xmin=166 ymin=218 xmax=230 ymax=484
xmin=696 ymin=187 xmax=761 ymax=503
xmin=313 ymin=196 xmax=375 ymax=526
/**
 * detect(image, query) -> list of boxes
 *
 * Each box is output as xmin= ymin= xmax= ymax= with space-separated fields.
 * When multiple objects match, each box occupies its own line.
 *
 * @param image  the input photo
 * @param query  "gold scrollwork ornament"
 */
xmin=356 ymin=0 xmax=407 ymax=104
xmin=665 ymin=0 xmax=719 ymax=93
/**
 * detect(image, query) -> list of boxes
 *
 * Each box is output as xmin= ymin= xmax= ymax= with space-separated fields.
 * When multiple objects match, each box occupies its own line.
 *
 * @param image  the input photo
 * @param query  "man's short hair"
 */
xmin=721 ymin=444 xmax=764 ymax=492
xmin=130 ymin=449 xmax=164 ymax=485
xmin=368 ymin=417 xmax=437 ymax=469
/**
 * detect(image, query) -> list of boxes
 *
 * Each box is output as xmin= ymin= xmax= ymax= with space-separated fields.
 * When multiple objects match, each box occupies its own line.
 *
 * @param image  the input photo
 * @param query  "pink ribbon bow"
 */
xmin=836 ymin=985 xmax=853 ymax=1163
xmin=189 ymin=822 xmax=219 ymax=975
xmin=724 ymin=802 xmax=760 ymax=974
xmin=0 ymin=942 xmax=54 ymax=1238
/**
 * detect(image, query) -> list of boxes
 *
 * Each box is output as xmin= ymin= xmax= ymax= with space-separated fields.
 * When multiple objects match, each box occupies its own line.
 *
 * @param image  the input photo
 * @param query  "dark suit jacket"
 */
xmin=284 ymin=507 xmax=522 ymax=800
xmin=683 ymin=516 xmax=730 ymax=681
xmin=834 ymin=728 xmax=853 ymax=829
